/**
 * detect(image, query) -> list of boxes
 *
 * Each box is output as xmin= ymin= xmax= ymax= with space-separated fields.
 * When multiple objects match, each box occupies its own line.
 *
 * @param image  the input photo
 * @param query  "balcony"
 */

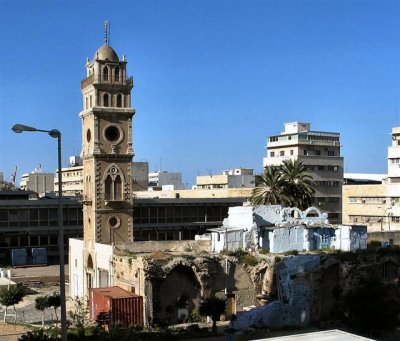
xmin=81 ymin=76 xmax=134 ymax=89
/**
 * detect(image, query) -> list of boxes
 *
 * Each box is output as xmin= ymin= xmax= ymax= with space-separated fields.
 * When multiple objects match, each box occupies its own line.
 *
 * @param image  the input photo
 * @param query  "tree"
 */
xmin=69 ymin=296 xmax=90 ymax=337
xmin=35 ymin=295 xmax=49 ymax=327
xmin=48 ymin=292 xmax=61 ymax=325
xmin=199 ymin=296 xmax=226 ymax=334
xmin=0 ymin=284 xmax=25 ymax=322
xmin=251 ymin=160 xmax=315 ymax=209
xmin=251 ymin=166 xmax=290 ymax=206
xmin=280 ymin=159 xmax=315 ymax=209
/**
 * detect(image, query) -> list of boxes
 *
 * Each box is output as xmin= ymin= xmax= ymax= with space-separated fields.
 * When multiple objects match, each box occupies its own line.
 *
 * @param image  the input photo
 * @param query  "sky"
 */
xmin=1 ymin=0 xmax=399 ymax=186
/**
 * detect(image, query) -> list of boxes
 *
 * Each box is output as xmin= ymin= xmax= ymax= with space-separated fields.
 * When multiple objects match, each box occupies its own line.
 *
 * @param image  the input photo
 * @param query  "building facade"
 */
xmin=342 ymin=127 xmax=400 ymax=235
xmin=0 ymin=191 xmax=82 ymax=265
xmin=263 ymin=122 xmax=343 ymax=223
xmin=148 ymin=171 xmax=185 ymax=190
xmin=196 ymin=168 xmax=255 ymax=190
xmin=54 ymin=157 xmax=84 ymax=198
xmin=20 ymin=167 xmax=54 ymax=196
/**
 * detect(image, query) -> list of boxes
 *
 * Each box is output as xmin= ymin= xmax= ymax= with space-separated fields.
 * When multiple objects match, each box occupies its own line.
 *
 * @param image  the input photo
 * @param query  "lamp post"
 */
xmin=12 ymin=124 xmax=67 ymax=341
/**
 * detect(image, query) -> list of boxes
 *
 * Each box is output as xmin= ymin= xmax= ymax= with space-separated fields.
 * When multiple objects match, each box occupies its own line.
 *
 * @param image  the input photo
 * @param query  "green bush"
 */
xmin=242 ymin=254 xmax=258 ymax=266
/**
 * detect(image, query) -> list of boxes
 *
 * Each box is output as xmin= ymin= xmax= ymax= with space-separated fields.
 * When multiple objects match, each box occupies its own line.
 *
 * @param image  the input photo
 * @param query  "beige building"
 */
xmin=196 ymin=168 xmax=255 ymax=190
xmin=20 ymin=167 xmax=54 ymax=195
xmin=264 ymin=122 xmax=343 ymax=223
xmin=343 ymin=127 xmax=400 ymax=232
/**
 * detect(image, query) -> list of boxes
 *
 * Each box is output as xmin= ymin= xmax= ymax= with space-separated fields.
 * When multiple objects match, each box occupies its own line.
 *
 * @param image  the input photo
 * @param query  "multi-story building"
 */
xmin=54 ymin=156 xmax=84 ymax=198
xmin=196 ymin=168 xmax=255 ymax=190
xmin=148 ymin=171 xmax=185 ymax=190
xmin=263 ymin=122 xmax=343 ymax=223
xmin=343 ymin=127 xmax=400 ymax=236
xmin=20 ymin=166 xmax=54 ymax=196
xmin=0 ymin=191 xmax=83 ymax=265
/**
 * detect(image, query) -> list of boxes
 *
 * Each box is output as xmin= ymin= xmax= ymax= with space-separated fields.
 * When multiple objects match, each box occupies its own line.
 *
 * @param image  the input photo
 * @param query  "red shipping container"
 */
xmin=89 ymin=286 xmax=143 ymax=327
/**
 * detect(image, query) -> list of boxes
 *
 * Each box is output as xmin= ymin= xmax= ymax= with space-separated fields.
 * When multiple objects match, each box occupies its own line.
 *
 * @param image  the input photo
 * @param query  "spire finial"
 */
xmin=104 ymin=20 xmax=110 ymax=45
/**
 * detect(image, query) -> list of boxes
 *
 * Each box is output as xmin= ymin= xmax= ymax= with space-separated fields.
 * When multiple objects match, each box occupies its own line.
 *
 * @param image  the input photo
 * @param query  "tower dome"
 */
xmin=95 ymin=44 xmax=119 ymax=62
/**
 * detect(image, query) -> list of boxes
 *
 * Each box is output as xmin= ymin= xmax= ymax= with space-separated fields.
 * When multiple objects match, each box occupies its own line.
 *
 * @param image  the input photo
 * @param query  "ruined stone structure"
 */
xmin=80 ymin=30 xmax=135 ymax=290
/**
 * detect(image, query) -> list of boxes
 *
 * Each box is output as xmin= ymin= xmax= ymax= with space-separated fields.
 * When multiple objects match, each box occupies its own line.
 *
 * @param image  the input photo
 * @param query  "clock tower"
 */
xmin=80 ymin=26 xmax=135 ymax=288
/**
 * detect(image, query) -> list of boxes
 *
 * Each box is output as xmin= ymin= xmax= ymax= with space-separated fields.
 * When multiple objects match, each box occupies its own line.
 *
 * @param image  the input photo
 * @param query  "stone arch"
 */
xmin=152 ymin=263 xmax=202 ymax=325
xmin=303 ymin=206 xmax=323 ymax=218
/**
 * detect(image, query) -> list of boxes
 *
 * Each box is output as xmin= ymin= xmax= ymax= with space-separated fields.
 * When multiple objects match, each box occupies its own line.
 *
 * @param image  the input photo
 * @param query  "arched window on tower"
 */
xmin=103 ymin=165 xmax=125 ymax=201
xmin=103 ymin=94 xmax=109 ymax=107
xmin=103 ymin=66 xmax=109 ymax=81
xmin=104 ymin=175 xmax=113 ymax=200
xmin=115 ymin=67 xmax=120 ymax=82
xmin=116 ymin=94 xmax=122 ymax=108
xmin=114 ymin=175 xmax=122 ymax=200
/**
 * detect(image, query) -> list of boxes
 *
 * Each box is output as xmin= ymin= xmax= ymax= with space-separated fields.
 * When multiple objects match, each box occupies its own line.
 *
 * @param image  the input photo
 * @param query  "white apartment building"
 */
xmin=263 ymin=122 xmax=343 ymax=223
xmin=54 ymin=156 xmax=84 ymax=198
xmin=196 ymin=168 xmax=255 ymax=190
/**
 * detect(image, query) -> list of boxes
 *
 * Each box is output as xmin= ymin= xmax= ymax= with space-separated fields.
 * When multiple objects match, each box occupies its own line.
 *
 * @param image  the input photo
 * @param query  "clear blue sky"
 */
xmin=1 ymin=0 xmax=399 ymax=186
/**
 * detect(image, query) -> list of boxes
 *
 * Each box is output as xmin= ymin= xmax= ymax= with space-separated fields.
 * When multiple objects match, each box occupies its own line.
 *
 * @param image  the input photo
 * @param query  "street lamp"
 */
xmin=12 ymin=123 xmax=67 ymax=341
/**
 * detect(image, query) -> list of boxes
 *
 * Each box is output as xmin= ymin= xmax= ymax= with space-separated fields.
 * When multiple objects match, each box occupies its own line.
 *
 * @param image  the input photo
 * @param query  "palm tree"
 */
xmin=280 ymin=159 xmax=315 ymax=209
xmin=251 ymin=166 xmax=291 ymax=206
xmin=251 ymin=160 xmax=315 ymax=209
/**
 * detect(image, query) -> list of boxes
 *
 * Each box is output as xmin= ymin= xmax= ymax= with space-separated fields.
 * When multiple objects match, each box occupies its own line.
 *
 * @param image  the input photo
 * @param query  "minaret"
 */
xmin=80 ymin=23 xmax=135 ymax=288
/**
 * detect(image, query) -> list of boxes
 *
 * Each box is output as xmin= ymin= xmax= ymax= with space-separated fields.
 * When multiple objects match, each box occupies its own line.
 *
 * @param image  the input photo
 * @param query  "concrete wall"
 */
xmin=269 ymin=226 xmax=307 ymax=253
xmin=116 ymin=240 xmax=211 ymax=254
xmin=69 ymin=238 xmax=85 ymax=298
xmin=132 ymin=162 xmax=149 ymax=191
xmin=368 ymin=231 xmax=400 ymax=245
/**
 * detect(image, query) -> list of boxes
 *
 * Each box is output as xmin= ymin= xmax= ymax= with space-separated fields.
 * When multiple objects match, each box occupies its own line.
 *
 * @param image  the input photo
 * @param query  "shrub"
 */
xmin=242 ymin=254 xmax=258 ymax=266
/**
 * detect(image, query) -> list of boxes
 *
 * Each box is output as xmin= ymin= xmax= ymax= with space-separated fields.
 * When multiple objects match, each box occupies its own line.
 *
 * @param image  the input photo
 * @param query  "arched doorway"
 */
xmin=152 ymin=264 xmax=201 ymax=326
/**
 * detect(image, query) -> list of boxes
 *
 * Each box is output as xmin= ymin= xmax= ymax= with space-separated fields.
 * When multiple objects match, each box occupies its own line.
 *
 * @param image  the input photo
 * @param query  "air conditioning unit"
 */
xmin=362 ymin=199 xmax=366 ymax=203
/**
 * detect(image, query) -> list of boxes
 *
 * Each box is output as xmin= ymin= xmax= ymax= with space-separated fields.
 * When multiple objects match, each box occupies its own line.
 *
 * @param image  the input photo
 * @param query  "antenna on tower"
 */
xmin=104 ymin=20 xmax=110 ymax=45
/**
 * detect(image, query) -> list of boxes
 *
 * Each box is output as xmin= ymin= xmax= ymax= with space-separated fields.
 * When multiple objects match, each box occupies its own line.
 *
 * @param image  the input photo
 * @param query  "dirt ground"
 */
xmin=0 ymin=323 xmax=31 ymax=341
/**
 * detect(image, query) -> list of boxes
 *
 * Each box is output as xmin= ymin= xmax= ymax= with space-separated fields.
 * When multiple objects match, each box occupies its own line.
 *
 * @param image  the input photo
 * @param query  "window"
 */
xmin=270 ymin=151 xmax=275 ymax=157
xmin=103 ymin=94 xmax=109 ymax=107
xmin=304 ymin=150 xmax=308 ymax=156
xmin=103 ymin=67 xmax=109 ymax=81
xmin=328 ymin=150 xmax=335 ymax=156
xmin=290 ymin=150 xmax=293 ymax=155
xmin=116 ymin=94 xmax=122 ymax=107
xmin=104 ymin=164 xmax=124 ymax=201
xmin=280 ymin=151 xmax=285 ymax=156
xmin=318 ymin=165 xmax=325 ymax=171
xmin=270 ymin=136 xmax=278 ymax=142
xmin=315 ymin=150 xmax=321 ymax=156
xmin=89 ymin=95 xmax=92 ymax=107
xmin=114 ymin=67 xmax=120 ymax=82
